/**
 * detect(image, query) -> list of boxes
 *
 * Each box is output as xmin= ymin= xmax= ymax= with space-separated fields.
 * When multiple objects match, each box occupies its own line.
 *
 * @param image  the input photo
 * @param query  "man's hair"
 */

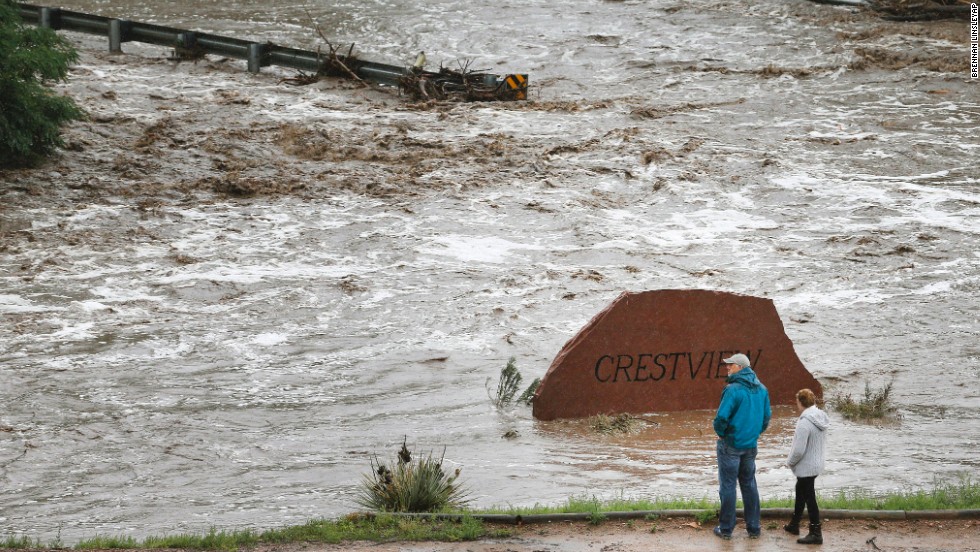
xmin=796 ymin=388 xmax=816 ymax=408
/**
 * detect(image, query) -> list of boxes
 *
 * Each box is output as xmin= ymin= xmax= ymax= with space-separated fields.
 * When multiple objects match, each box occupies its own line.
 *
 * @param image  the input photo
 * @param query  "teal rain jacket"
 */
xmin=713 ymin=366 xmax=772 ymax=449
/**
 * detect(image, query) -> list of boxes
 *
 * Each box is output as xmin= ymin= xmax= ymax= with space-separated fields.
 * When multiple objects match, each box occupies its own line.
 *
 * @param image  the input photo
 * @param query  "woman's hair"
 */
xmin=796 ymin=388 xmax=816 ymax=408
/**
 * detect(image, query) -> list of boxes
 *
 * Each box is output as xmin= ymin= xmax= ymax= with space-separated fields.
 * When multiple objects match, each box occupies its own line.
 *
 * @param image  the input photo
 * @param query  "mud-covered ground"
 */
xmin=1 ymin=0 xmax=978 ymax=545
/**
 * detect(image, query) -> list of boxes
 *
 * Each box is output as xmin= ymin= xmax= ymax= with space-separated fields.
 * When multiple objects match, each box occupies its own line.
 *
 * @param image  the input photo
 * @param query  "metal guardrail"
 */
xmin=17 ymin=3 xmax=528 ymax=101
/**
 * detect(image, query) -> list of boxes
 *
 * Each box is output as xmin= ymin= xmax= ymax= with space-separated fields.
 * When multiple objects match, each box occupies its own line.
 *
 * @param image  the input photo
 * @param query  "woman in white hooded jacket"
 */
xmin=785 ymin=388 xmax=830 ymax=545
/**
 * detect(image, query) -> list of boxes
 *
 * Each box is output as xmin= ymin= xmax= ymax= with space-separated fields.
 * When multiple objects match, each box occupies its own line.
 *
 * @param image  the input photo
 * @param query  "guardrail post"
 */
xmin=178 ymin=32 xmax=197 ymax=49
xmin=247 ymin=43 xmax=266 ymax=73
xmin=40 ymin=7 xmax=61 ymax=29
xmin=109 ymin=19 xmax=124 ymax=53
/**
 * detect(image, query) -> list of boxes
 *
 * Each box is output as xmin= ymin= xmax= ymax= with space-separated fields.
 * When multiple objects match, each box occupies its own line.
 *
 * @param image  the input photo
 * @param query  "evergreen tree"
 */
xmin=1 ymin=0 xmax=85 ymax=168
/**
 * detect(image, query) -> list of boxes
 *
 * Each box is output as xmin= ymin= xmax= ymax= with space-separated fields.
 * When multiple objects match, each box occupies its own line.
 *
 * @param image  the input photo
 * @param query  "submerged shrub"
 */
xmin=356 ymin=439 xmax=469 ymax=513
xmin=829 ymin=381 xmax=896 ymax=421
xmin=589 ymin=413 xmax=641 ymax=435
xmin=517 ymin=377 xmax=540 ymax=405
xmin=0 ymin=0 xmax=85 ymax=167
xmin=487 ymin=357 xmax=522 ymax=407
xmin=487 ymin=357 xmax=540 ymax=408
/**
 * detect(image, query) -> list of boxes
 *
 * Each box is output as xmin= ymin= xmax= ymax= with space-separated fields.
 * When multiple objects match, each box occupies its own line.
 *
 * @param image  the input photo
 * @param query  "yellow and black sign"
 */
xmin=502 ymin=74 xmax=528 ymax=100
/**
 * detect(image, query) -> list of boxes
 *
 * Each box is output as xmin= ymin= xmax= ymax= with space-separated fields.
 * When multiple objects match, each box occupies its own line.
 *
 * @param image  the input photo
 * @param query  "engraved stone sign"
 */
xmin=532 ymin=289 xmax=822 ymax=420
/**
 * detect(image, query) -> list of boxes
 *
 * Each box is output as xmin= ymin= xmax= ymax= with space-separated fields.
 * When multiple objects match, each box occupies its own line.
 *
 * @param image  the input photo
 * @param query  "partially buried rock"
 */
xmin=532 ymin=289 xmax=821 ymax=420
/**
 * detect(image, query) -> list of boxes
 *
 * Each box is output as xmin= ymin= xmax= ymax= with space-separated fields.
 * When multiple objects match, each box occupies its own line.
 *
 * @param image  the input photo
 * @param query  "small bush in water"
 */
xmin=487 ymin=357 xmax=540 ymax=407
xmin=517 ymin=377 xmax=540 ymax=406
xmin=829 ymin=381 xmax=896 ymax=421
xmin=488 ymin=357 xmax=522 ymax=407
xmin=589 ymin=413 xmax=641 ymax=434
xmin=356 ymin=439 xmax=470 ymax=512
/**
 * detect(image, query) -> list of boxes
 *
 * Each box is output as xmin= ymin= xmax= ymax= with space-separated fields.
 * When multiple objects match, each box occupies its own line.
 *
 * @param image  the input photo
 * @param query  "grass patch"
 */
xmin=694 ymin=510 xmax=718 ymax=524
xmin=75 ymin=535 xmax=142 ymax=549
xmin=62 ymin=516 xmax=507 ymax=550
xmin=761 ymin=475 xmax=980 ymax=511
xmin=75 ymin=529 xmax=258 ymax=551
xmin=829 ymin=381 xmax=896 ymax=421
xmin=261 ymin=514 xmax=498 ymax=544
xmin=479 ymin=493 xmax=717 ymax=515
xmin=479 ymin=475 xmax=979 ymax=516
xmin=1 ymin=536 xmax=44 ymax=549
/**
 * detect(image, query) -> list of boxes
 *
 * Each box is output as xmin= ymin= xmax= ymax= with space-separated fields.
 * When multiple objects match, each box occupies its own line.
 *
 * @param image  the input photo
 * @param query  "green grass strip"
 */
xmin=57 ymin=515 xmax=506 ymax=551
xmin=761 ymin=475 xmax=980 ymax=511
xmin=476 ymin=475 xmax=980 ymax=515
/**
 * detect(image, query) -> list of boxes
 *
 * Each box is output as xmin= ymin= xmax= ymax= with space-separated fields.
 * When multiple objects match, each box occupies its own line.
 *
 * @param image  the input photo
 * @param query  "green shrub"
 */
xmin=517 ymin=377 xmax=540 ymax=405
xmin=0 ymin=0 xmax=85 ymax=167
xmin=487 ymin=357 xmax=522 ymax=407
xmin=487 ymin=358 xmax=540 ymax=408
xmin=587 ymin=511 xmax=606 ymax=525
xmin=356 ymin=440 xmax=470 ymax=512
xmin=829 ymin=381 xmax=896 ymax=421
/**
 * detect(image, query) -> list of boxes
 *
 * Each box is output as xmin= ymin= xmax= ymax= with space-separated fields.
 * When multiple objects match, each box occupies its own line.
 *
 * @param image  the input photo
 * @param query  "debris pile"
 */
xmin=808 ymin=0 xmax=970 ymax=20
xmin=868 ymin=0 xmax=971 ymax=21
xmin=399 ymin=63 xmax=524 ymax=102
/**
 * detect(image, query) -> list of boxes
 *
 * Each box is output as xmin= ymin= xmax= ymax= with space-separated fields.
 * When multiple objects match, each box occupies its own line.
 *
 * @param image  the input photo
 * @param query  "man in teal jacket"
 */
xmin=712 ymin=353 xmax=772 ymax=540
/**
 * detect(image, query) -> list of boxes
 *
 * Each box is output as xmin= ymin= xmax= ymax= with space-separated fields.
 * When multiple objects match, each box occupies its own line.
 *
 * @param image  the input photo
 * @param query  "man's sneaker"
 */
xmin=713 ymin=526 xmax=732 ymax=540
xmin=748 ymin=531 xmax=761 ymax=539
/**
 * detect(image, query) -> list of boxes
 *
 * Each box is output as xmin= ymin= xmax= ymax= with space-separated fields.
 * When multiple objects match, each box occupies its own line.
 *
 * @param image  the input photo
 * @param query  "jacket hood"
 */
xmin=727 ymin=366 xmax=763 ymax=389
xmin=801 ymin=405 xmax=830 ymax=431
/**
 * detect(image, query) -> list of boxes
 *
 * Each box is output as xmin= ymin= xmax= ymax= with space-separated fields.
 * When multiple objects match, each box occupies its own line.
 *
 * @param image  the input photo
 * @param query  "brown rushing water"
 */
xmin=1 ymin=0 xmax=978 ymax=544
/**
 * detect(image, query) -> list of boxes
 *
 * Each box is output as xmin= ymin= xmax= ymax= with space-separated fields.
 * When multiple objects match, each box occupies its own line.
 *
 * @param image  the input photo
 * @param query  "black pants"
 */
xmin=794 ymin=476 xmax=820 ymax=525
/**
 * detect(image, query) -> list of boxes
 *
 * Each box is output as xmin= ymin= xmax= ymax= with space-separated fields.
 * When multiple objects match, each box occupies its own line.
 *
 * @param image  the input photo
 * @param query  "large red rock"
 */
xmin=532 ymin=289 xmax=821 ymax=420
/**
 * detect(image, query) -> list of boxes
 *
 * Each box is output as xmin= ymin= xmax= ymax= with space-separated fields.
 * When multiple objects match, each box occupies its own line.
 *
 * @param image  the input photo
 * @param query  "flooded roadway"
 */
xmin=1 ymin=0 xmax=978 ymax=544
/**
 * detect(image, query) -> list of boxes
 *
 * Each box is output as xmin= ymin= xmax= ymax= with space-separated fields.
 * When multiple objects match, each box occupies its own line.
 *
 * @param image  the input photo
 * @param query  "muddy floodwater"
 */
xmin=1 ymin=0 xmax=978 ymax=545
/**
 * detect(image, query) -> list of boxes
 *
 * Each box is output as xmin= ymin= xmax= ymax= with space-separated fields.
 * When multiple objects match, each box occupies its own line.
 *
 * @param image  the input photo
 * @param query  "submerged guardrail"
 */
xmin=17 ymin=3 xmax=529 ymax=101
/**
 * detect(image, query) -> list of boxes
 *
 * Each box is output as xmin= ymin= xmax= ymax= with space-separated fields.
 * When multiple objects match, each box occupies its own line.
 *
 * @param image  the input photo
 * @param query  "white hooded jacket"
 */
xmin=786 ymin=405 xmax=830 ymax=478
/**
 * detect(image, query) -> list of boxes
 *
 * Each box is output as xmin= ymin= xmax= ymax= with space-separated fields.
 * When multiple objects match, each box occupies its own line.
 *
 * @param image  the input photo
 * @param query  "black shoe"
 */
xmin=713 ymin=526 xmax=732 ymax=540
xmin=797 ymin=522 xmax=823 ymax=545
xmin=783 ymin=519 xmax=801 ymax=535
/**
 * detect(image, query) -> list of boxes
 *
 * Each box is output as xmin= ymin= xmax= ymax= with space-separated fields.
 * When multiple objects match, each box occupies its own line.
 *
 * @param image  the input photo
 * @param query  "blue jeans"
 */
xmin=716 ymin=440 xmax=761 ymax=535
